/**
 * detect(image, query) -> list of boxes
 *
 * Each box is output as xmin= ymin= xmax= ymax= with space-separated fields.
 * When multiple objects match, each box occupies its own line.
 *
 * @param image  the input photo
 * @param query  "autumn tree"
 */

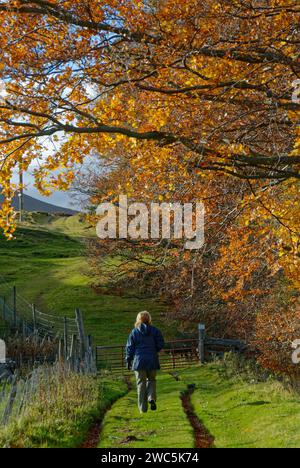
xmin=84 ymin=141 xmax=300 ymax=379
xmin=0 ymin=0 xmax=299 ymax=376
xmin=0 ymin=0 xmax=299 ymax=235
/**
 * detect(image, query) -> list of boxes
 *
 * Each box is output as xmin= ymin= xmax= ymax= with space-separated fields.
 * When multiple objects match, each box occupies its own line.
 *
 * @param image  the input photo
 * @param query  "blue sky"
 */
xmin=26 ymin=184 xmax=75 ymax=209
xmin=12 ymin=169 xmax=80 ymax=210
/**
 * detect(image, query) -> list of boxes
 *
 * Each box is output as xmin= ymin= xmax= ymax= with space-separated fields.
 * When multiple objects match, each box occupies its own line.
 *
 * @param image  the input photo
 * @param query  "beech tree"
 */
xmin=0 ymin=0 xmax=299 ymax=236
xmin=0 ymin=1 xmax=299 ymax=377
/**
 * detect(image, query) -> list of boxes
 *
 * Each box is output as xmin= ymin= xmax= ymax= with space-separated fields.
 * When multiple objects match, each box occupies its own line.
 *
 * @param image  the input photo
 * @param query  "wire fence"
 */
xmin=0 ymin=275 xmax=96 ymax=374
xmin=0 ymin=276 xmax=77 ymax=345
xmin=0 ymin=361 xmax=96 ymax=428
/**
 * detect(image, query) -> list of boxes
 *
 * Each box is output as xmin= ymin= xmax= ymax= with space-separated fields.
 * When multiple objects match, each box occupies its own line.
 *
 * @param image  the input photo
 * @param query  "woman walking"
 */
xmin=126 ymin=311 xmax=165 ymax=413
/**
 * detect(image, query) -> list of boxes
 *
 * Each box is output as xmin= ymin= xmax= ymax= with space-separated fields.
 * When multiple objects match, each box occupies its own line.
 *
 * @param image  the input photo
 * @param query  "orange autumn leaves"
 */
xmin=0 ymin=0 xmax=298 ymax=364
xmin=0 ymin=1 xmax=298 ymax=233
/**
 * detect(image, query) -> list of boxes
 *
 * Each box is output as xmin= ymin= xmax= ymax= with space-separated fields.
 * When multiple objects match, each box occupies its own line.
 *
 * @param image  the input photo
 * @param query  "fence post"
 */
xmin=69 ymin=334 xmax=77 ymax=371
xmin=58 ymin=338 xmax=64 ymax=361
xmin=2 ymin=375 xmax=18 ymax=425
xmin=87 ymin=334 xmax=92 ymax=358
xmin=85 ymin=335 xmax=91 ymax=373
xmin=198 ymin=324 xmax=206 ymax=364
xmin=171 ymin=349 xmax=175 ymax=369
xmin=22 ymin=320 xmax=26 ymax=340
xmin=87 ymin=335 xmax=97 ymax=373
xmin=75 ymin=309 xmax=86 ymax=360
xmin=13 ymin=286 xmax=17 ymax=328
xmin=32 ymin=304 xmax=37 ymax=333
xmin=63 ymin=317 xmax=68 ymax=358
xmin=2 ymin=297 xmax=6 ymax=322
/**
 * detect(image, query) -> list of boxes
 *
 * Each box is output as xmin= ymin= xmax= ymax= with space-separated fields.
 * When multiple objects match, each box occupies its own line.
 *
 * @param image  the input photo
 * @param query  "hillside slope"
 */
xmin=0 ymin=216 xmax=173 ymax=345
xmin=21 ymin=212 xmax=95 ymax=239
xmin=0 ymin=193 xmax=77 ymax=215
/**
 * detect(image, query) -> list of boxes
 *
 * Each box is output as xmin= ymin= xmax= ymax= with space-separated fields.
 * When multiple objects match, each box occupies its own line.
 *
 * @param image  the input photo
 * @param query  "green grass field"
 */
xmin=185 ymin=365 xmax=300 ymax=448
xmin=0 ymin=215 xmax=174 ymax=345
xmin=99 ymin=364 xmax=300 ymax=449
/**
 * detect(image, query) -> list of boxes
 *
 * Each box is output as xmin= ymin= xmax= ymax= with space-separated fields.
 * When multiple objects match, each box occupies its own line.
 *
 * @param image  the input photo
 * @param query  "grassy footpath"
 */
xmin=98 ymin=372 xmax=195 ymax=448
xmin=0 ymin=216 xmax=174 ymax=345
xmin=98 ymin=364 xmax=300 ymax=449
xmin=0 ymin=375 xmax=127 ymax=448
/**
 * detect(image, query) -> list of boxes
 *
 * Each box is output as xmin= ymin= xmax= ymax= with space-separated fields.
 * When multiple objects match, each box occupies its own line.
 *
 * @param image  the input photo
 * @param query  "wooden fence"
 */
xmin=0 ymin=284 xmax=77 ymax=344
xmin=96 ymin=324 xmax=246 ymax=373
xmin=0 ymin=364 xmax=47 ymax=427
xmin=0 ymin=277 xmax=96 ymax=372
xmin=96 ymin=338 xmax=200 ymax=373
xmin=198 ymin=324 xmax=246 ymax=363
xmin=0 ymin=277 xmax=97 ymax=428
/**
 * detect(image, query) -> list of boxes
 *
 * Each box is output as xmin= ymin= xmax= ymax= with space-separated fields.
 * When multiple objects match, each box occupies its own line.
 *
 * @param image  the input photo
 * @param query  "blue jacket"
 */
xmin=125 ymin=324 xmax=165 ymax=371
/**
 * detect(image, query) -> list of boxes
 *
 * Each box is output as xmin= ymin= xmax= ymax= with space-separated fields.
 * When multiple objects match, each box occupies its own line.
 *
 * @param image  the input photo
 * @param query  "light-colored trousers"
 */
xmin=134 ymin=370 xmax=157 ymax=413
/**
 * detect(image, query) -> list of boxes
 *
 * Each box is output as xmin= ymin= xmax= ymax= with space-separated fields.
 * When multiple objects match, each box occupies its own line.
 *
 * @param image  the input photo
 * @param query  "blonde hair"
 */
xmin=135 ymin=311 xmax=152 ymax=328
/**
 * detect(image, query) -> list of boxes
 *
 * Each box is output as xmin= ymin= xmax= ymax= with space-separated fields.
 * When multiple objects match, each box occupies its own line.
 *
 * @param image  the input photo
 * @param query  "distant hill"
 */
xmin=0 ymin=193 xmax=78 ymax=216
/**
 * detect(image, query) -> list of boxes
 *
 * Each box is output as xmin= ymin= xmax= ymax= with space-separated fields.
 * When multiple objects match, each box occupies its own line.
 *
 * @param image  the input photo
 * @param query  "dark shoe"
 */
xmin=149 ymin=400 xmax=157 ymax=411
xmin=126 ymin=359 xmax=133 ymax=370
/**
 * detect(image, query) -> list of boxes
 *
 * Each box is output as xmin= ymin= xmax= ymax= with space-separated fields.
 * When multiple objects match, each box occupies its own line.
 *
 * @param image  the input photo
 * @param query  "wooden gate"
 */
xmin=96 ymin=339 xmax=199 ymax=374
xmin=95 ymin=324 xmax=246 ymax=374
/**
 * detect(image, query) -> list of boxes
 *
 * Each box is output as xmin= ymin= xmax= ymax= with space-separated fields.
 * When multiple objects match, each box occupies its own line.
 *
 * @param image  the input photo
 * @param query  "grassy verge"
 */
xmin=0 ymin=373 xmax=127 ymax=448
xmin=182 ymin=364 xmax=300 ymax=449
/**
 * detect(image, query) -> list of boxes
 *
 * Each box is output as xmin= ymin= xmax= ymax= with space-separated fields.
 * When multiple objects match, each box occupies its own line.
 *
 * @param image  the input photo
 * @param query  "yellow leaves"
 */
xmin=0 ymin=194 xmax=17 ymax=239
xmin=0 ymin=0 xmax=298 ymax=245
xmin=291 ymin=234 xmax=299 ymax=244
xmin=209 ymin=176 xmax=299 ymax=302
